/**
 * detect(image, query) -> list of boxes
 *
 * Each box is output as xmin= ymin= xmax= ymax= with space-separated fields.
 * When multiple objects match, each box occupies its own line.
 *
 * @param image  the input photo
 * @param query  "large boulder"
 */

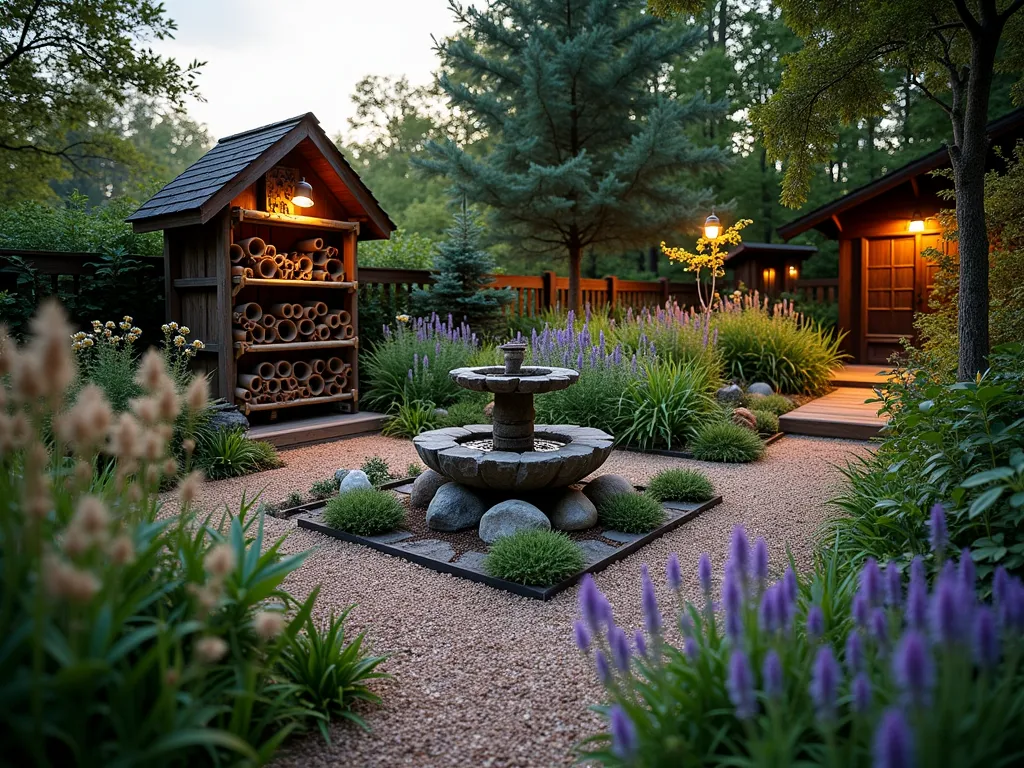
xmin=716 ymin=384 xmax=743 ymax=404
xmin=582 ymin=473 xmax=635 ymax=511
xmin=549 ymin=489 xmax=598 ymax=531
xmin=410 ymin=469 xmax=451 ymax=508
xmin=732 ymin=407 xmax=758 ymax=432
xmin=747 ymin=381 xmax=775 ymax=396
xmin=339 ymin=470 xmax=373 ymax=494
xmin=426 ymin=483 xmax=487 ymax=532
xmin=478 ymin=499 xmax=550 ymax=544
xmin=206 ymin=403 xmax=249 ymax=434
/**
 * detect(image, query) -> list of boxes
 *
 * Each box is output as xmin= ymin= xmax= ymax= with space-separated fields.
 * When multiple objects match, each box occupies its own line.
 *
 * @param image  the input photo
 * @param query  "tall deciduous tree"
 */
xmin=420 ymin=0 xmax=726 ymax=312
xmin=0 ymin=0 xmax=202 ymax=201
xmin=741 ymin=0 xmax=1024 ymax=379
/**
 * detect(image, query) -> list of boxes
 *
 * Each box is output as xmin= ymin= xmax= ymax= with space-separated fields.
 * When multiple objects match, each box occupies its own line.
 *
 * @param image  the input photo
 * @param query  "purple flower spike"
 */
xmin=874 ymin=709 xmax=914 ymax=768
xmin=929 ymin=502 xmax=948 ymax=555
xmin=573 ymin=620 xmax=591 ymax=652
xmin=684 ymin=636 xmax=699 ymax=660
xmin=633 ymin=629 xmax=647 ymax=659
xmin=871 ymin=608 xmax=890 ymax=650
xmin=698 ymin=553 xmax=713 ymax=596
xmin=609 ymin=705 xmax=637 ymax=759
xmin=807 ymin=604 xmax=825 ymax=640
xmin=759 ymin=586 xmax=779 ymax=634
xmin=723 ymin=566 xmax=744 ymax=642
xmin=973 ymin=607 xmax=999 ymax=668
xmin=893 ymin=630 xmax=933 ymax=706
xmin=906 ymin=557 xmax=928 ymax=631
xmin=860 ymin=558 xmax=883 ymax=606
xmin=763 ymin=649 xmax=784 ymax=700
xmin=595 ymin=650 xmax=611 ymax=685
xmin=845 ymin=630 xmax=864 ymax=673
xmin=885 ymin=561 xmax=903 ymax=608
xmin=852 ymin=672 xmax=872 ymax=713
xmin=959 ymin=548 xmax=975 ymax=593
xmin=729 ymin=526 xmax=750 ymax=580
xmin=783 ymin=567 xmax=798 ymax=603
xmin=727 ymin=650 xmax=757 ymax=719
xmin=579 ymin=575 xmax=607 ymax=633
xmin=753 ymin=537 xmax=769 ymax=587
xmin=666 ymin=553 xmax=682 ymax=591
xmin=931 ymin=567 xmax=963 ymax=645
xmin=810 ymin=646 xmax=842 ymax=721
xmin=609 ymin=626 xmax=631 ymax=672
xmin=852 ymin=592 xmax=870 ymax=629
xmin=641 ymin=565 xmax=662 ymax=635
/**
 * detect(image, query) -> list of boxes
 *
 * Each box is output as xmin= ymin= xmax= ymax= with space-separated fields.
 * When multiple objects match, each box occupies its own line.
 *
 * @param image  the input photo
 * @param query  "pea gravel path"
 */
xmin=180 ymin=433 xmax=872 ymax=767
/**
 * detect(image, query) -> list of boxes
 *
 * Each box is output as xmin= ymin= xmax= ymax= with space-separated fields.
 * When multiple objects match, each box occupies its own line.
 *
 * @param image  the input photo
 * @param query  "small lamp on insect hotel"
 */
xmin=703 ymin=213 xmax=721 ymax=240
xmin=292 ymin=178 xmax=314 ymax=208
xmin=908 ymin=211 xmax=925 ymax=233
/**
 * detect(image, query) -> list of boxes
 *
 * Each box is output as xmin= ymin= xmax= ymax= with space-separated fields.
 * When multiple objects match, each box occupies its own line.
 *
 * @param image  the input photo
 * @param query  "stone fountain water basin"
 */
xmin=449 ymin=365 xmax=579 ymax=394
xmin=413 ymin=424 xmax=614 ymax=491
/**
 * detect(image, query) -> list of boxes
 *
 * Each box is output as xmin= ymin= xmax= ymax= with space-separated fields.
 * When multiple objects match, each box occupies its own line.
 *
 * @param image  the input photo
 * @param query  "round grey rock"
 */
xmin=334 ymin=468 xmax=350 ymax=485
xmin=426 ymin=483 xmax=487 ymax=532
xmin=410 ymin=469 xmax=451 ymax=509
xmin=339 ymin=469 xmax=372 ymax=494
xmin=206 ymin=404 xmax=249 ymax=434
xmin=716 ymin=383 xmax=743 ymax=403
xmin=549 ymin=489 xmax=597 ymax=531
xmin=433 ymin=407 xmax=449 ymax=418
xmin=747 ymin=381 xmax=774 ymax=396
xmin=478 ymin=499 xmax=550 ymax=544
xmin=582 ymin=473 xmax=635 ymax=511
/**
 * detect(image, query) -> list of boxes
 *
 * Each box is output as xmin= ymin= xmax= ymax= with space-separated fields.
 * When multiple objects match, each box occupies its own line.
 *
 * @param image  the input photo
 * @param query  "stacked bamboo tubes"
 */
xmin=232 ymin=302 xmax=353 ymax=351
xmin=235 ymin=357 xmax=352 ymax=406
xmin=229 ymin=235 xmax=346 ymax=283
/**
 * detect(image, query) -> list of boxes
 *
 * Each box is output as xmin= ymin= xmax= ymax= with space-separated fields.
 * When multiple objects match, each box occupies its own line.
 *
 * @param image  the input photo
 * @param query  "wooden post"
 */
xmin=658 ymin=276 xmax=670 ymax=306
xmin=606 ymin=275 xmax=618 ymax=311
xmin=542 ymin=270 xmax=557 ymax=310
xmin=215 ymin=213 xmax=233 ymax=401
xmin=344 ymin=228 xmax=360 ymax=412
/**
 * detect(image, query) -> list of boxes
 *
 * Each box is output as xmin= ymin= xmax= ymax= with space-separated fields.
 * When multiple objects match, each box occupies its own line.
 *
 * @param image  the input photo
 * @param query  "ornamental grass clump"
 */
xmin=573 ymin=518 xmax=1024 ymax=766
xmin=0 ymin=301 xmax=385 ymax=765
xmin=751 ymin=409 xmax=780 ymax=435
xmin=323 ymin=489 xmax=405 ymax=535
xmin=746 ymin=392 xmax=797 ymax=416
xmin=485 ymin=529 xmax=584 ymax=586
xmin=689 ymin=420 xmax=765 ymax=463
xmin=598 ymin=492 xmax=667 ymax=533
xmin=645 ymin=468 xmax=715 ymax=503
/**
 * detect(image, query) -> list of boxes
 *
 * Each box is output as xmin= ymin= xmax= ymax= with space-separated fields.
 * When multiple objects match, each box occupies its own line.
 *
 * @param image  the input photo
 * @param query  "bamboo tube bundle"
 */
xmin=325 ymin=309 xmax=351 ymax=327
xmin=234 ymin=302 xmax=263 ymax=322
xmin=275 ymin=319 xmax=298 ymax=342
xmin=311 ymin=249 xmax=330 ymax=267
xmin=253 ymin=257 xmax=278 ymax=278
xmin=326 ymin=357 xmax=345 ymax=376
xmin=299 ymin=386 xmax=311 ymax=398
xmin=274 ymin=360 xmax=293 ymax=379
xmin=237 ymin=237 xmax=266 ymax=259
xmin=312 ymin=358 xmax=326 ymax=374
xmin=291 ymin=303 xmax=303 ymax=317
xmin=326 ymin=380 xmax=342 ymax=396
xmin=311 ymin=270 xmax=328 ymax=282
xmin=262 ymin=314 xmax=277 ymax=328
xmin=269 ymin=303 xmax=296 ymax=319
xmin=233 ymin=312 xmax=245 ymax=324
xmin=324 ymin=259 xmax=345 ymax=282
xmin=306 ymin=374 xmax=326 ymax=396
xmin=334 ymin=374 xmax=349 ymax=390
xmin=233 ymin=328 xmax=250 ymax=345
xmin=273 ymin=252 xmax=286 ymax=267
xmin=324 ymin=312 xmax=340 ymax=329
xmin=234 ymin=387 xmax=252 ymax=403
xmin=295 ymin=256 xmax=314 ymax=276
xmin=297 ymin=318 xmax=316 ymax=338
xmin=230 ymin=243 xmax=245 ymax=263
xmin=265 ymin=244 xmax=277 ymax=257
xmin=291 ymin=360 xmax=312 ymax=380
xmin=264 ymin=378 xmax=282 ymax=395
xmin=240 ymin=319 xmax=256 ymax=330
xmin=287 ymin=376 xmax=299 ymax=391
xmin=264 ymin=326 xmax=279 ymax=343
xmin=295 ymin=237 xmax=324 ymax=252
xmin=251 ymin=361 xmax=275 ymax=378
xmin=333 ymin=324 xmax=355 ymax=340
xmin=238 ymin=374 xmax=264 ymax=393
xmin=251 ymin=325 xmax=266 ymax=343
xmin=303 ymin=301 xmax=328 ymax=317
xmin=315 ymin=324 xmax=331 ymax=340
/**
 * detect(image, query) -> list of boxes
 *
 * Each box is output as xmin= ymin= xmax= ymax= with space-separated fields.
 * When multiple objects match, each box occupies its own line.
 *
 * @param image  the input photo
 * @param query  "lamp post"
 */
xmin=291 ymin=178 xmax=314 ymax=208
xmin=703 ymin=213 xmax=721 ymax=240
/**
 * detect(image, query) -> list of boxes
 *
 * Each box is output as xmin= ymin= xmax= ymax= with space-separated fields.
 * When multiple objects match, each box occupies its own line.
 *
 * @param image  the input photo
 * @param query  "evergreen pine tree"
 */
xmin=414 ymin=205 xmax=513 ymax=333
xmin=419 ymin=0 xmax=727 ymax=311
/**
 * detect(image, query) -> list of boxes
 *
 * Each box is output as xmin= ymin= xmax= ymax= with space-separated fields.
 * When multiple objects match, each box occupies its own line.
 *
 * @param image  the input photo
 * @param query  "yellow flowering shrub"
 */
xmin=662 ymin=219 xmax=752 ymax=311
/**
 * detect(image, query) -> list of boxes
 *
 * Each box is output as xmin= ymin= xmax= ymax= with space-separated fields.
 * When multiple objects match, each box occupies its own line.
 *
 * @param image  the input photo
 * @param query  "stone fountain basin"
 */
xmin=413 ymin=424 xmax=614 ymax=491
xmin=449 ymin=365 xmax=579 ymax=394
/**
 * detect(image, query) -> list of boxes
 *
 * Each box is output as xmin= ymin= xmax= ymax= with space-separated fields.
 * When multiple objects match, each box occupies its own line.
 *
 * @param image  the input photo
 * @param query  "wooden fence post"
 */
xmin=542 ymin=270 xmax=557 ymax=310
xmin=605 ymin=275 xmax=618 ymax=311
xmin=658 ymin=276 xmax=670 ymax=306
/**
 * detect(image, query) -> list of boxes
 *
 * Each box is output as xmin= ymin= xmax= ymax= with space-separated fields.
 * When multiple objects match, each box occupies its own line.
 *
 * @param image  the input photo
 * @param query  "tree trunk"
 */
xmin=717 ymin=0 xmax=728 ymax=48
xmin=568 ymin=236 xmax=583 ymax=313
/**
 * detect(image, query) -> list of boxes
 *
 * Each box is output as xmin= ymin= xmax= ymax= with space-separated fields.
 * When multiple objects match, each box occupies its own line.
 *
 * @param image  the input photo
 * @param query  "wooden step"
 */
xmin=829 ymin=365 xmax=892 ymax=389
xmin=247 ymin=411 xmax=386 ymax=448
xmin=780 ymin=387 xmax=886 ymax=441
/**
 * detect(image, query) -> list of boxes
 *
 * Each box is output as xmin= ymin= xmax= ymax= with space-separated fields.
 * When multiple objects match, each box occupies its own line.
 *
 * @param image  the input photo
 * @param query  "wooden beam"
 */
xmin=173 ymin=277 xmax=219 ymax=289
xmin=831 ymin=214 xmax=843 ymax=233
xmin=230 ymin=207 xmax=360 ymax=232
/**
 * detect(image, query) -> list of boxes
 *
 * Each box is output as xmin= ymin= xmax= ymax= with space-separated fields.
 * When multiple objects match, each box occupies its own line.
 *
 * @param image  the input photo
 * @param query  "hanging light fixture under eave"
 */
xmin=703 ymin=213 xmax=721 ymax=240
xmin=908 ymin=211 xmax=925 ymax=233
xmin=292 ymin=177 xmax=314 ymax=208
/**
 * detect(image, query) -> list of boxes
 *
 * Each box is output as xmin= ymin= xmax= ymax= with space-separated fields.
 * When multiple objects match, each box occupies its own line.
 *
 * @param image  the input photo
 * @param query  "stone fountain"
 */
xmin=412 ymin=342 xmax=614 ymax=491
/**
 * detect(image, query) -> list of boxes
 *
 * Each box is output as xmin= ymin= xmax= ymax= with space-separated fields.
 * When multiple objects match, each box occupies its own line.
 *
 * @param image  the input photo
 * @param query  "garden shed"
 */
xmin=127 ymin=112 xmax=396 ymax=443
xmin=724 ymin=241 xmax=817 ymax=296
xmin=778 ymin=109 xmax=1024 ymax=364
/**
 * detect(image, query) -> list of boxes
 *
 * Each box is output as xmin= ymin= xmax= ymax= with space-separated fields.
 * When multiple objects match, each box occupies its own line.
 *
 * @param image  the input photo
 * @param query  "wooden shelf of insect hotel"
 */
xmin=125 ymin=113 xmax=397 ymax=425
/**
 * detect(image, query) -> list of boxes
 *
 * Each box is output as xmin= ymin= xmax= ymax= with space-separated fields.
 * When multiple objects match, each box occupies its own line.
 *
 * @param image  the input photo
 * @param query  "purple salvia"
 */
xmin=762 ymin=649 xmax=784 ymax=700
xmin=698 ymin=553 xmax=713 ymax=597
xmin=929 ymin=502 xmax=948 ymax=555
xmin=885 ymin=561 xmax=903 ymax=608
xmin=633 ymin=629 xmax=647 ymax=658
xmin=860 ymin=557 xmax=883 ymax=606
xmin=641 ymin=564 xmax=662 ymax=635
xmin=609 ymin=705 xmax=636 ymax=759
xmin=759 ymin=586 xmax=779 ymax=634
xmin=729 ymin=525 xmax=750 ymax=582
xmin=783 ymin=567 xmax=798 ymax=604
xmin=573 ymin=620 xmax=591 ymax=652
xmin=906 ymin=556 xmax=928 ymax=630
xmin=774 ymin=581 xmax=793 ymax=631
xmin=852 ymin=672 xmax=872 ymax=714
xmin=753 ymin=536 xmax=769 ymax=588
xmin=873 ymin=709 xmax=914 ymax=768
xmin=727 ymin=650 xmax=757 ymax=719
xmin=579 ymin=575 xmax=606 ymax=633
xmin=809 ymin=646 xmax=841 ymax=721
xmin=679 ymin=611 xmax=694 ymax=638
xmin=595 ymin=650 xmax=611 ymax=685
xmin=852 ymin=592 xmax=870 ymax=629
xmin=994 ymin=565 xmax=1010 ymax=607
xmin=893 ymin=630 xmax=933 ymax=706
xmin=845 ymin=630 xmax=864 ymax=674
xmin=959 ymin=548 xmax=975 ymax=593
xmin=609 ymin=625 xmax=631 ymax=672
xmin=930 ymin=566 xmax=963 ymax=645
xmin=666 ymin=553 xmax=682 ymax=591
xmin=630 ymin=354 xmax=638 ymax=374
xmin=871 ymin=608 xmax=890 ymax=651
xmin=422 ymin=354 xmax=429 ymax=370
xmin=806 ymin=604 xmax=825 ymax=640
xmin=722 ymin=565 xmax=745 ymax=642
xmin=973 ymin=607 xmax=999 ymax=668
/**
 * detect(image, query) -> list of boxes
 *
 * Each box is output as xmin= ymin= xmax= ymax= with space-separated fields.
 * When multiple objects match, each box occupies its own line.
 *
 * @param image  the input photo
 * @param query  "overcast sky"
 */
xmin=155 ymin=0 xmax=461 ymax=142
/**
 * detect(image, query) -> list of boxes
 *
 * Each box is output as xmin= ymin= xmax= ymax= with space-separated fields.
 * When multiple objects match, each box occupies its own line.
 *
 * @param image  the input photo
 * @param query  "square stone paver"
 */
xmin=394 ymin=538 xmax=456 ymax=563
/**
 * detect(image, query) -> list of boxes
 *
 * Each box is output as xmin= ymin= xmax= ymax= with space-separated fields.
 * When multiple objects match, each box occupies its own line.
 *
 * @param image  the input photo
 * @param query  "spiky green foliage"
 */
xmin=381 ymin=400 xmax=438 ymax=437
xmin=419 ymin=0 xmax=726 ymax=310
xmin=751 ymin=409 xmax=780 ymax=435
xmin=323 ymin=489 xmax=405 ymax=536
xmin=484 ymin=530 xmax=584 ymax=586
xmin=598 ymin=492 xmax=667 ymax=533
xmin=197 ymin=428 xmax=282 ymax=480
xmin=645 ymin=468 xmax=715 ymax=503
xmin=689 ymin=421 xmax=765 ymax=463
xmin=360 ymin=457 xmax=393 ymax=487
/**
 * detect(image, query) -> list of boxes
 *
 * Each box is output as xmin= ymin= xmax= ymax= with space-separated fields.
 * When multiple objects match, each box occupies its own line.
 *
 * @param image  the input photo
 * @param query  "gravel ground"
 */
xmin=176 ymin=433 xmax=872 ymax=767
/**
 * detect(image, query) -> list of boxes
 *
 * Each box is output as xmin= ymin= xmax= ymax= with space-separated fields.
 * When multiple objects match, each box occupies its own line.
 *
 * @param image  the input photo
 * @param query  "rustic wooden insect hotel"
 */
xmin=127 ymin=113 xmax=395 ymax=425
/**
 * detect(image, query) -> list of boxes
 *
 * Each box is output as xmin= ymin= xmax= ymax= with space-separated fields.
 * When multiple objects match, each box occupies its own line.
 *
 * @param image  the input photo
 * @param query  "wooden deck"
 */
xmin=779 ymin=366 xmax=890 ymax=440
xmin=247 ymin=411 xmax=386 ymax=448
xmin=828 ymin=364 xmax=893 ymax=388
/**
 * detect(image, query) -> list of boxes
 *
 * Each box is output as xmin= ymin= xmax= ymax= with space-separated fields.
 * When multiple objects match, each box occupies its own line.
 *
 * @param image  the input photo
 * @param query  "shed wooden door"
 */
xmin=863 ymin=236 xmax=917 ymax=363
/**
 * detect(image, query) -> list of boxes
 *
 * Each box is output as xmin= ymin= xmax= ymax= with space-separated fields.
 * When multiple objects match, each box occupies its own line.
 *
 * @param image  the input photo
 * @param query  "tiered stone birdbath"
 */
xmin=413 ymin=342 xmax=614 ymax=491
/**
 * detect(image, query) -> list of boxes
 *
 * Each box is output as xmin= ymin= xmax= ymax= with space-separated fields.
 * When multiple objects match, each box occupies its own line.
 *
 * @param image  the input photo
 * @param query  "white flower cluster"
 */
xmin=71 ymin=316 xmax=142 ymax=351
xmin=161 ymin=321 xmax=205 ymax=358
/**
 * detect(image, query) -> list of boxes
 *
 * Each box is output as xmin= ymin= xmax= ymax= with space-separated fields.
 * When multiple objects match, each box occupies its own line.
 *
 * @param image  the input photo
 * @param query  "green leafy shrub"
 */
xmin=406 ymin=463 xmax=424 ymax=477
xmin=323 ymin=489 xmax=405 ymax=535
xmin=689 ymin=420 xmax=765 ymax=463
xmin=574 ymin=528 xmax=1024 ymax=767
xmin=745 ymin=392 xmax=796 ymax=415
xmin=275 ymin=604 xmax=390 ymax=738
xmin=617 ymin=357 xmax=720 ymax=450
xmin=381 ymin=400 xmax=437 ymax=437
xmin=712 ymin=296 xmax=846 ymax=395
xmin=597 ymin=492 xmax=667 ymax=533
xmin=751 ymin=409 xmax=780 ymax=435
xmin=484 ymin=530 xmax=584 ymax=586
xmin=360 ymin=456 xmax=393 ymax=487
xmin=197 ymin=428 xmax=282 ymax=480
xmin=645 ymin=468 xmax=715 ymax=503
xmin=437 ymin=399 xmax=489 ymax=428
xmin=284 ymin=491 xmax=304 ymax=509
xmin=829 ymin=342 xmax=1024 ymax=585
xmin=309 ymin=477 xmax=339 ymax=500
xmin=534 ymin=365 xmax=630 ymax=437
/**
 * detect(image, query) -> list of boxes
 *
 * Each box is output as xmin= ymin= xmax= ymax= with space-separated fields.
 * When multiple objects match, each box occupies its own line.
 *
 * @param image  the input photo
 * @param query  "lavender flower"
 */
xmin=810 ymin=646 xmax=841 ymax=721
xmin=871 ymin=608 xmax=890 ymax=650
xmin=728 ymin=526 xmax=750 ymax=581
xmin=860 ymin=557 xmax=883 ymax=606
xmin=762 ymin=649 xmax=784 ymax=700
xmin=929 ymin=502 xmax=948 ymax=555
xmin=852 ymin=592 xmax=870 ymax=629
xmin=666 ymin=553 xmax=682 ymax=591
xmin=852 ymin=673 xmax=872 ymax=713
xmin=633 ymin=629 xmax=647 ymax=659
xmin=595 ymin=650 xmax=611 ymax=685
xmin=727 ymin=650 xmax=757 ymax=719
xmin=579 ymin=574 xmax=609 ymax=633
xmin=759 ymin=586 xmax=779 ymax=633
xmin=753 ymin=536 xmax=769 ymax=587
xmin=873 ymin=709 xmax=913 ymax=768
xmin=609 ymin=626 xmax=631 ymax=672
xmin=906 ymin=556 xmax=928 ymax=631
xmin=931 ymin=566 xmax=965 ymax=645
xmin=573 ymin=620 xmax=591 ymax=652
xmin=723 ymin=565 xmax=744 ymax=642
xmin=893 ymin=630 xmax=933 ymax=706
xmin=698 ymin=553 xmax=713 ymax=597
xmin=959 ymin=548 xmax=975 ymax=593
xmin=609 ymin=705 xmax=636 ymax=759
xmin=885 ymin=560 xmax=903 ymax=608
xmin=845 ymin=630 xmax=864 ymax=674
xmin=783 ymin=567 xmax=798 ymax=603
xmin=973 ymin=607 xmax=999 ymax=668
xmin=806 ymin=605 xmax=825 ymax=640
xmin=641 ymin=564 xmax=662 ymax=635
